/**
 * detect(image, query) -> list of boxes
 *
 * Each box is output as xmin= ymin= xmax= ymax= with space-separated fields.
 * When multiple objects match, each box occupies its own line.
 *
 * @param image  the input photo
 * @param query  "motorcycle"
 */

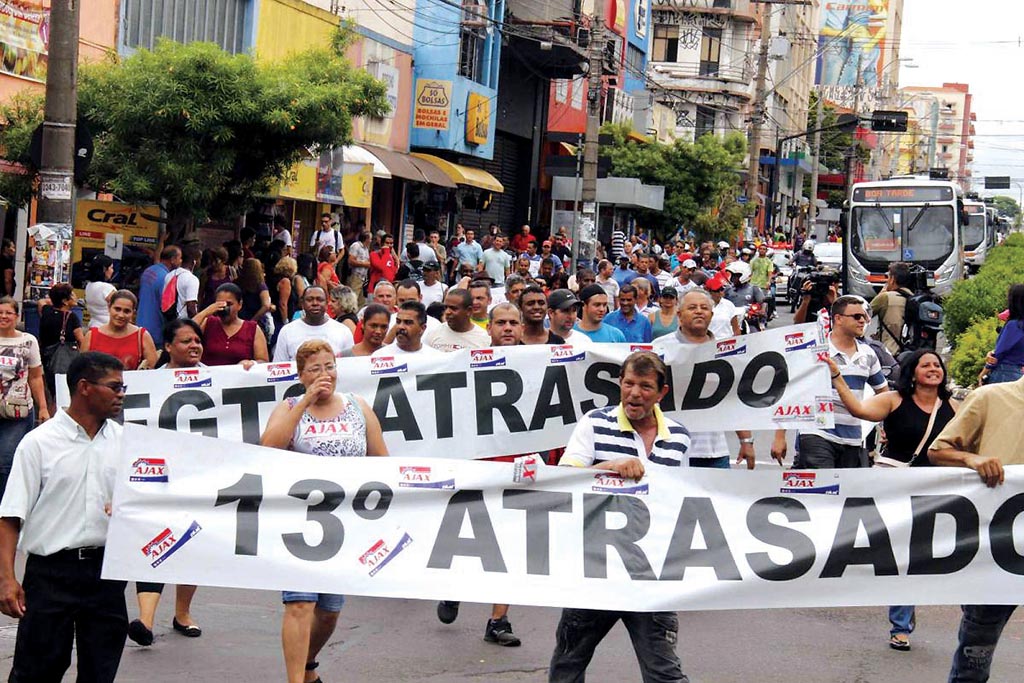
xmin=742 ymin=301 xmax=766 ymax=334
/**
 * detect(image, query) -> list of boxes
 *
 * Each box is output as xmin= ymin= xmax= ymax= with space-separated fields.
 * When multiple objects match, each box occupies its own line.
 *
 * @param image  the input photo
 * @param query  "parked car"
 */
xmin=813 ymin=242 xmax=843 ymax=270
xmin=771 ymin=250 xmax=793 ymax=300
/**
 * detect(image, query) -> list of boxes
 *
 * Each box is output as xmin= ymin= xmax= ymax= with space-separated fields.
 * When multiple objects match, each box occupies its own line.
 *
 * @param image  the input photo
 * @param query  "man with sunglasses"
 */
xmin=0 ymin=352 xmax=129 ymax=682
xmin=773 ymin=295 xmax=888 ymax=469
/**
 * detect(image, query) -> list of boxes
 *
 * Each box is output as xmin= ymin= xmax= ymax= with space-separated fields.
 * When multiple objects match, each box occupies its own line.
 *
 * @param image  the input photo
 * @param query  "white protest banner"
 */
xmin=106 ymin=425 xmax=1024 ymax=612
xmin=61 ymin=324 xmax=833 ymax=460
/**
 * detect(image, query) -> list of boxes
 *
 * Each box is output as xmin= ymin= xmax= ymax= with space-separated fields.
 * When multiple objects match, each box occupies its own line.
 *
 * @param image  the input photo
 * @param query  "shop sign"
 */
xmin=413 ymin=79 xmax=451 ymax=130
xmin=0 ymin=1 xmax=48 ymax=83
xmin=465 ymin=92 xmax=490 ymax=146
xmin=72 ymin=200 xmax=160 ymax=294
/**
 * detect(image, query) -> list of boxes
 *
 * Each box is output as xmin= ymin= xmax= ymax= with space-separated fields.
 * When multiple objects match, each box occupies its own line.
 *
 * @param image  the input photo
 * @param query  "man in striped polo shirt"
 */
xmin=549 ymin=351 xmax=691 ymax=683
xmin=778 ymin=295 xmax=888 ymax=468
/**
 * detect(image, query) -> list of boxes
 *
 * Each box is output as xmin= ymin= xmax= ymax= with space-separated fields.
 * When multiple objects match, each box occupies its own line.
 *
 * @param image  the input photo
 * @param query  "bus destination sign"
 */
xmin=853 ymin=186 xmax=954 ymax=203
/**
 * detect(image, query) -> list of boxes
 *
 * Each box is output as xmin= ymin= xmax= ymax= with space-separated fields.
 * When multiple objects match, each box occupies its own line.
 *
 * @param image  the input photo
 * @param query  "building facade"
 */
xmin=901 ymin=83 xmax=975 ymax=190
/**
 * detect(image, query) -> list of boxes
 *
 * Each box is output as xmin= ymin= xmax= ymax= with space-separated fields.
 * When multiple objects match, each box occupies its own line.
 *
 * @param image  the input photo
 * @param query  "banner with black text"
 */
xmin=105 ymin=425 xmax=1024 ymax=611
xmin=61 ymin=324 xmax=833 ymax=460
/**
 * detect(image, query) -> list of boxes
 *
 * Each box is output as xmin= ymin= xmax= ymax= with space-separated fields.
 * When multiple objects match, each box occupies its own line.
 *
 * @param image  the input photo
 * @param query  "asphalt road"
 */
xmin=6 ymin=307 xmax=1018 ymax=682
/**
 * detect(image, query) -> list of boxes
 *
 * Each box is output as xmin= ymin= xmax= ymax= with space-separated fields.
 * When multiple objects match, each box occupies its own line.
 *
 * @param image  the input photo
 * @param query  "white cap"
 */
xmin=682 ymin=258 xmax=697 ymax=269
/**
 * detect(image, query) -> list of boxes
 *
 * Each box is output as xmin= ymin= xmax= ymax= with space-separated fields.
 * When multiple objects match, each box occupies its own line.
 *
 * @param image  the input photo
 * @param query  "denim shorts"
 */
xmin=281 ymin=591 xmax=345 ymax=612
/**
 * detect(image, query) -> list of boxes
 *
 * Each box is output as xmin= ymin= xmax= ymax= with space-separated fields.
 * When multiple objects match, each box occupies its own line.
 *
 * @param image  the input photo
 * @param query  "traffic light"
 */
xmin=871 ymin=110 xmax=909 ymax=132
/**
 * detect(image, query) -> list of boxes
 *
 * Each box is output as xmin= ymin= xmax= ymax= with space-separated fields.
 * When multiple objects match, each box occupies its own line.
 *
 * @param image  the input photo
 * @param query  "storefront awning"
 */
xmin=359 ymin=144 xmax=427 ymax=183
xmin=344 ymin=145 xmax=391 ymax=179
xmin=551 ymin=176 xmax=663 ymax=210
xmin=407 ymin=155 xmax=457 ymax=189
xmin=411 ymin=153 xmax=504 ymax=193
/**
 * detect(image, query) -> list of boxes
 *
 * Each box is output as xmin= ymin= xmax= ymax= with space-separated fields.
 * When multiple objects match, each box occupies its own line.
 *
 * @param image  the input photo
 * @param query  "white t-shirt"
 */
xmin=561 ymin=329 xmax=595 ymax=348
xmin=85 ymin=281 xmax=116 ymax=328
xmin=709 ymin=298 xmax=740 ymax=340
xmin=273 ymin=317 xmax=355 ymax=361
xmin=310 ymin=228 xmax=344 ymax=254
xmin=596 ymin=276 xmax=619 ymax=302
xmin=373 ymin=341 xmax=443 ymax=357
xmin=420 ymin=280 xmax=448 ymax=308
xmin=273 ymin=228 xmax=293 ymax=247
xmin=164 ymin=268 xmax=200 ymax=320
xmin=423 ymin=323 xmax=490 ymax=352
xmin=482 ymin=248 xmax=512 ymax=284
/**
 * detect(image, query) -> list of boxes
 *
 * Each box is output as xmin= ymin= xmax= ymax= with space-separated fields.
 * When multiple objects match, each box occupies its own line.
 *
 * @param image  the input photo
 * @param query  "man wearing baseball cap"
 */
xmin=546 ymin=289 xmax=592 ymax=347
xmin=674 ymin=259 xmax=700 ymax=294
xmin=575 ymin=284 xmax=626 ymax=343
xmin=612 ymin=255 xmax=637 ymax=288
xmin=419 ymin=261 xmax=448 ymax=308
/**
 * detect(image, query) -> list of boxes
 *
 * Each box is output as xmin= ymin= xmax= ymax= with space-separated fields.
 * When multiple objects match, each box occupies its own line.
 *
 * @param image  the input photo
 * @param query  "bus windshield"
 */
xmin=963 ymin=207 xmax=986 ymax=249
xmin=852 ymin=206 xmax=955 ymax=267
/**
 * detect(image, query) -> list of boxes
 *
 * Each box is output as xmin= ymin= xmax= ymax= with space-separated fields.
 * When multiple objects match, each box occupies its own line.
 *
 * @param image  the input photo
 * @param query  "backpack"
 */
xmin=161 ymin=271 xmax=181 ymax=323
xmin=902 ymin=292 xmax=943 ymax=351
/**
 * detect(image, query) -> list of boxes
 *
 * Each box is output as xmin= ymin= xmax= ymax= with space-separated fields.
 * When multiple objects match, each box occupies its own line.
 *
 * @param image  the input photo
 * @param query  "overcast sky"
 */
xmin=898 ymin=0 xmax=1024 ymax=197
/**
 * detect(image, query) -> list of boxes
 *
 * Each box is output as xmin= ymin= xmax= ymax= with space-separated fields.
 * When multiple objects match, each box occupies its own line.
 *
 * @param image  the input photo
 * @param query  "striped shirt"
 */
xmin=611 ymin=230 xmax=626 ymax=259
xmin=802 ymin=336 xmax=887 ymax=446
xmin=560 ymin=404 xmax=690 ymax=468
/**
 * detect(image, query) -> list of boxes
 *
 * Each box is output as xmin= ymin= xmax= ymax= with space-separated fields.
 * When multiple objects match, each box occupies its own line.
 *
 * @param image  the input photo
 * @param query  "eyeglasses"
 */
xmin=88 ymin=381 xmax=127 ymax=394
xmin=836 ymin=312 xmax=870 ymax=322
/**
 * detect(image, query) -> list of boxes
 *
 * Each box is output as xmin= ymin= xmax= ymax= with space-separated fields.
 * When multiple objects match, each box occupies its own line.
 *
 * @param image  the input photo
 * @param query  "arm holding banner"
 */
xmin=771 ymin=429 xmax=788 ymax=464
xmin=928 ymin=394 xmax=1005 ymax=488
xmin=0 ymin=519 xmax=23 ymax=618
xmin=735 ymin=431 xmax=755 ymax=469
xmin=826 ymin=357 xmax=897 ymax=422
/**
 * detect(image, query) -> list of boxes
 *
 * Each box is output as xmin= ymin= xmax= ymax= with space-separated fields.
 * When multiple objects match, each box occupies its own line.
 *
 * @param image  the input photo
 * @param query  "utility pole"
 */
xmin=808 ymin=89 xmax=823 ymax=236
xmin=745 ymin=5 xmax=771 ymax=239
xmin=36 ymin=0 xmax=81 ymax=224
xmin=578 ymin=0 xmax=604 ymax=267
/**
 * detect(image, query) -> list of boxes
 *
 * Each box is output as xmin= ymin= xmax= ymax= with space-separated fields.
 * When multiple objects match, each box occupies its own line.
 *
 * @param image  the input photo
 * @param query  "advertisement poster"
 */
xmin=0 ymin=0 xmax=48 ymax=83
xmin=413 ymin=79 xmax=451 ymax=130
xmin=71 ymin=200 xmax=160 ymax=295
xmin=816 ymin=0 xmax=890 ymax=108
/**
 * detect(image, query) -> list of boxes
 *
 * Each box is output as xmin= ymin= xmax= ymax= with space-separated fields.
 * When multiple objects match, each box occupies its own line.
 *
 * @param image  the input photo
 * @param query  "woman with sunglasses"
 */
xmin=261 ymin=339 xmax=387 ymax=683
xmin=128 ymin=318 xmax=207 ymax=647
xmin=824 ymin=348 xmax=958 ymax=652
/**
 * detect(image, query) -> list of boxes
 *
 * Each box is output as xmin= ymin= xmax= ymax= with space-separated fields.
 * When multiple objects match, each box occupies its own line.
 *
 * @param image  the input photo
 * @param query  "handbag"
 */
xmin=874 ymin=397 xmax=942 ymax=468
xmin=42 ymin=311 xmax=79 ymax=378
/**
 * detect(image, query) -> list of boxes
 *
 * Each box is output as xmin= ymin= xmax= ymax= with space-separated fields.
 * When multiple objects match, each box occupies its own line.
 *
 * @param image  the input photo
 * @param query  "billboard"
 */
xmin=0 ymin=0 xmax=48 ymax=82
xmin=816 ymin=1 xmax=892 ymax=108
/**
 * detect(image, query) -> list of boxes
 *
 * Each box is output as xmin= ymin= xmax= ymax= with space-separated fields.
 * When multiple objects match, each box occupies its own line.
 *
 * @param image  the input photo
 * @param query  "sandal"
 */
xmin=305 ymin=661 xmax=323 ymax=683
xmin=889 ymin=634 xmax=911 ymax=651
xmin=172 ymin=617 xmax=202 ymax=638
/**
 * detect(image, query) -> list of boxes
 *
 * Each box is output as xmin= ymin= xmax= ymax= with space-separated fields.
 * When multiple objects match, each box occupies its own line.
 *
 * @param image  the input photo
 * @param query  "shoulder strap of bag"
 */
xmin=59 ymin=310 xmax=70 ymax=344
xmin=908 ymin=397 xmax=942 ymax=465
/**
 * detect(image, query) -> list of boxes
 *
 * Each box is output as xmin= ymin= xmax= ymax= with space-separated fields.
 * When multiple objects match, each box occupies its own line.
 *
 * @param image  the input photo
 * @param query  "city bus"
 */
xmin=843 ymin=178 xmax=967 ymax=299
xmin=961 ymin=201 xmax=996 ymax=273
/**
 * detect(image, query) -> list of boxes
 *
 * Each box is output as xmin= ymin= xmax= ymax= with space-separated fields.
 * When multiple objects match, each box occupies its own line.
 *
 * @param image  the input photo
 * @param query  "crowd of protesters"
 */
xmin=0 ymin=214 xmax=1019 ymax=683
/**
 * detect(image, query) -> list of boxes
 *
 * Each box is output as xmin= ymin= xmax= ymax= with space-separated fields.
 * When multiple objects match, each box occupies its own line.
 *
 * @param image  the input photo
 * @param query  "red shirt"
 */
xmin=510 ymin=233 xmax=535 ymax=254
xmin=369 ymin=249 xmax=398 ymax=291
xmin=202 ymin=317 xmax=258 ymax=366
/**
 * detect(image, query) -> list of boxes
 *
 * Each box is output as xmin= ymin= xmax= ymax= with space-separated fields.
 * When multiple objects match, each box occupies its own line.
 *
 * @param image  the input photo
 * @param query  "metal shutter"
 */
xmin=124 ymin=0 xmax=247 ymax=54
xmin=458 ymin=133 xmax=530 ymax=234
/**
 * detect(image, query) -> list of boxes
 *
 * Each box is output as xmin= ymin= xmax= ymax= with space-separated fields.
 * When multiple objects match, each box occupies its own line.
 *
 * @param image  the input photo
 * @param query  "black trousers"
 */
xmin=9 ymin=550 xmax=128 ymax=683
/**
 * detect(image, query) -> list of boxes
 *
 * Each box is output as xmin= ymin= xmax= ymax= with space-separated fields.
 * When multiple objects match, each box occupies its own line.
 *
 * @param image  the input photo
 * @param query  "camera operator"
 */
xmin=870 ymin=262 xmax=916 ymax=357
xmin=793 ymin=268 xmax=840 ymax=324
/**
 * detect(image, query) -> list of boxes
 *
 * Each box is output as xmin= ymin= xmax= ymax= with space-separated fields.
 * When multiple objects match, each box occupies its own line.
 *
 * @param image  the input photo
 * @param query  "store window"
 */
xmin=652 ymin=25 xmax=679 ymax=63
xmin=699 ymin=28 xmax=722 ymax=76
xmin=695 ymin=106 xmax=716 ymax=139
xmin=122 ymin=0 xmax=249 ymax=54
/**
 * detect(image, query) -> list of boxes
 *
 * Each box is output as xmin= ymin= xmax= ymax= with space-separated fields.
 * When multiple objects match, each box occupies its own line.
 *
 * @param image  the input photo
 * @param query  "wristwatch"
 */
xmin=739 ymin=437 xmax=754 ymax=445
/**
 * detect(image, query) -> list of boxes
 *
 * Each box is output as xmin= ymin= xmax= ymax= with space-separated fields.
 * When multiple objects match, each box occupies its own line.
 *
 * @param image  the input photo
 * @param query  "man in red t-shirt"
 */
xmin=368 ymin=235 xmax=398 ymax=293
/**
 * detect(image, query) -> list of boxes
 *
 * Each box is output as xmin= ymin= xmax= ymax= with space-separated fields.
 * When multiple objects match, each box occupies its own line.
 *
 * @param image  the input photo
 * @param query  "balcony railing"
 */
xmin=651 ymin=61 xmax=752 ymax=83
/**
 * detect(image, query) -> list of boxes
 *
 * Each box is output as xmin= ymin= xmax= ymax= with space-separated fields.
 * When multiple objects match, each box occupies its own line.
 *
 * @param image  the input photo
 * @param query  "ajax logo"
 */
xmin=130 ymin=457 xmax=168 ymax=483
xmin=780 ymin=471 xmax=840 ymax=495
xmin=714 ymin=338 xmax=747 ymax=358
xmin=591 ymin=472 xmax=649 ymax=496
xmin=359 ymin=531 xmax=413 ymax=577
xmin=398 ymin=466 xmax=455 ymax=490
xmin=470 ymin=349 xmax=506 ymax=368
xmin=266 ymin=363 xmax=298 ymax=383
xmin=141 ymin=521 xmax=201 ymax=568
xmin=173 ymin=369 xmax=211 ymax=389
xmin=784 ymin=333 xmax=815 ymax=352
xmin=371 ymin=357 xmax=408 ymax=376
xmin=550 ymin=345 xmax=586 ymax=364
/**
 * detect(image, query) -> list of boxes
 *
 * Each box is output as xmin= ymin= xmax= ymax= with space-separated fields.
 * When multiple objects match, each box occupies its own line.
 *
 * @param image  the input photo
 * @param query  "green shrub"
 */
xmin=949 ymin=317 xmax=1000 ymax=387
xmin=943 ymin=235 xmax=1024 ymax=344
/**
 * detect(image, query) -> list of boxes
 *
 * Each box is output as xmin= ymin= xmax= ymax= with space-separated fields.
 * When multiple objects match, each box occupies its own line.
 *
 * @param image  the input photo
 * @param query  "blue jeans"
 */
xmin=550 ymin=608 xmax=687 ymax=683
xmin=281 ymin=592 xmax=345 ymax=613
xmin=988 ymin=364 xmax=1023 ymax=384
xmin=0 ymin=411 xmax=34 ymax=500
xmin=688 ymin=456 xmax=730 ymax=469
xmin=948 ymin=604 xmax=1018 ymax=682
xmin=889 ymin=605 xmax=915 ymax=637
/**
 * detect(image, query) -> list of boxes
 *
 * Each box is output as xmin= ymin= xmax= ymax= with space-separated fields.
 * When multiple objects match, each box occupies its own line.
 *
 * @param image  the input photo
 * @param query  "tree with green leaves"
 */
xmin=0 ymin=91 xmax=45 ymax=210
xmin=989 ymin=195 xmax=1020 ymax=226
xmin=1 ymin=28 xmax=388 ymax=240
xmin=601 ymin=124 xmax=747 ymax=242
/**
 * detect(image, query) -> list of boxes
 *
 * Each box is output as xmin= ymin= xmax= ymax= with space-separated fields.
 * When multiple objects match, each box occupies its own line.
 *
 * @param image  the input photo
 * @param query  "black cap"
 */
xmin=579 ymin=283 xmax=607 ymax=304
xmin=660 ymin=286 xmax=678 ymax=298
xmin=547 ymin=288 xmax=579 ymax=310
xmin=422 ymin=260 xmax=441 ymax=270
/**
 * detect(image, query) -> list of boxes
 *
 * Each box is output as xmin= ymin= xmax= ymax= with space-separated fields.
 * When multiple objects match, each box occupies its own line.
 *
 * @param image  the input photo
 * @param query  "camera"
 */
xmin=906 ymin=263 xmax=931 ymax=293
xmin=807 ymin=267 xmax=841 ymax=299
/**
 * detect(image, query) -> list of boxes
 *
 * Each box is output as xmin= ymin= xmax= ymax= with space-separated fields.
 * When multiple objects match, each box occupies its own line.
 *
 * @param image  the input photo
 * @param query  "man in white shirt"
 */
xmin=272 ymin=216 xmax=293 ymax=249
xmin=310 ymin=213 xmax=344 ymax=257
xmin=374 ymin=302 xmax=439 ymax=356
xmin=481 ymin=235 xmax=512 ymax=284
xmin=595 ymin=259 xmax=620 ymax=307
xmin=705 ymin=276 xmax=742 ymax=339
xmin=273 ymin=286 xmax=355 ymax=360
xmin=0 ymin=352 xmax=128 ymax=682
xmin=423 ymin=289 xmax=490 ymax=352
xmin=164 ymin=245 xmax=200 ymax=319
xmin=546 ymin=289 xmax=593 ymax=347
xmin=674 ymin=259 xmax=700 ymax=294
xmin=419 ymin=261 xmax=448 ymax=307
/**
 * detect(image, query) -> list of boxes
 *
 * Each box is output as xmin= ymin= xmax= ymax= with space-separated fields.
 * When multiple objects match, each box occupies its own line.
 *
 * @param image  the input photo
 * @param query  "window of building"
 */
xmin=652 ymin=25 xmax=679 ymax=63
xmin=713 ymin=0 xmax=732 ymax=8
xmin=459 ymin=0 xmax=489 ymax=83
xmin=699 ymin=28 xmax=722 ymax=77
xmin=695 ymin=106 xmax=716 ymax=139
xmin=123 ymin=0 xmax=249 ymax=53
xmin=625 ymin=44 xmax=644 ymax=79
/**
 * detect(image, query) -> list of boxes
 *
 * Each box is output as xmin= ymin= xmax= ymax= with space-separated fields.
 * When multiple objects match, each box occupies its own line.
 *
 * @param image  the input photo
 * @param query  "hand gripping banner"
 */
xmin=62 ymin=324 xmax=834 ymax=460
xmin=105 ymin=425 xmax=1024 ymax=611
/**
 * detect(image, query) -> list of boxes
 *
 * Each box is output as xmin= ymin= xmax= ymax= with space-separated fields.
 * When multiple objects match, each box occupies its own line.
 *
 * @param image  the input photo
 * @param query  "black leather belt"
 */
xmin=37 ymin=546 xmax=105 ymax=561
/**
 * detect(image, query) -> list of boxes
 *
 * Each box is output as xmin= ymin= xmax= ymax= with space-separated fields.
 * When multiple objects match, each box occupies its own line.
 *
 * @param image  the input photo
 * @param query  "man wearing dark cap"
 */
xmin=547 ymin=289 xmax=592 ymax=347
xmin=420 ymin=260 xmax=448 ymax=308
xmin=575 ymin=284 xmax=626 ymax=343
xmin=612 ymin=255 xmax=637 ymax=288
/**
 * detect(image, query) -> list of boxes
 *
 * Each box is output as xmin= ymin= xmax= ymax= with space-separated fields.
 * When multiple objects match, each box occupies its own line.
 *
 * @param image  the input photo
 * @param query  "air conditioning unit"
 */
xmin=577 ymin=27 xmax=590 ymax=48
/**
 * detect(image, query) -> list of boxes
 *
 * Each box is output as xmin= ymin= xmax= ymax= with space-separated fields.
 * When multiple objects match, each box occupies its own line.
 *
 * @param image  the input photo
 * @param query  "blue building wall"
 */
xmin=410 ymin=0 xmax=503 ymax=159
xmin=622 ymin=0 xmax=650 ymax=95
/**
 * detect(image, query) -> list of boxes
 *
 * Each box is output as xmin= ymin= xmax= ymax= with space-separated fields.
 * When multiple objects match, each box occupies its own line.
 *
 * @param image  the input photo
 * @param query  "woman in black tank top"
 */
xmin=824 ymin=348 xmax=958 ymax=651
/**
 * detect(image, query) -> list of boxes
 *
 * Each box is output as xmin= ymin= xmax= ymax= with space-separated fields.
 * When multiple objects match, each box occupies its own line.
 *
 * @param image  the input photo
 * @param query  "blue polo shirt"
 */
xmin=604 ymin=309 xmax=653 ymax=343
xmin=575 ymin=323 xmax=626 ymax=343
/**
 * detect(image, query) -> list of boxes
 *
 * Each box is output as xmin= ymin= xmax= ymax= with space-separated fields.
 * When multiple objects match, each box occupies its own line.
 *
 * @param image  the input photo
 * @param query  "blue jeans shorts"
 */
xmin=281 ymin=591 xmax=345 ymax=613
